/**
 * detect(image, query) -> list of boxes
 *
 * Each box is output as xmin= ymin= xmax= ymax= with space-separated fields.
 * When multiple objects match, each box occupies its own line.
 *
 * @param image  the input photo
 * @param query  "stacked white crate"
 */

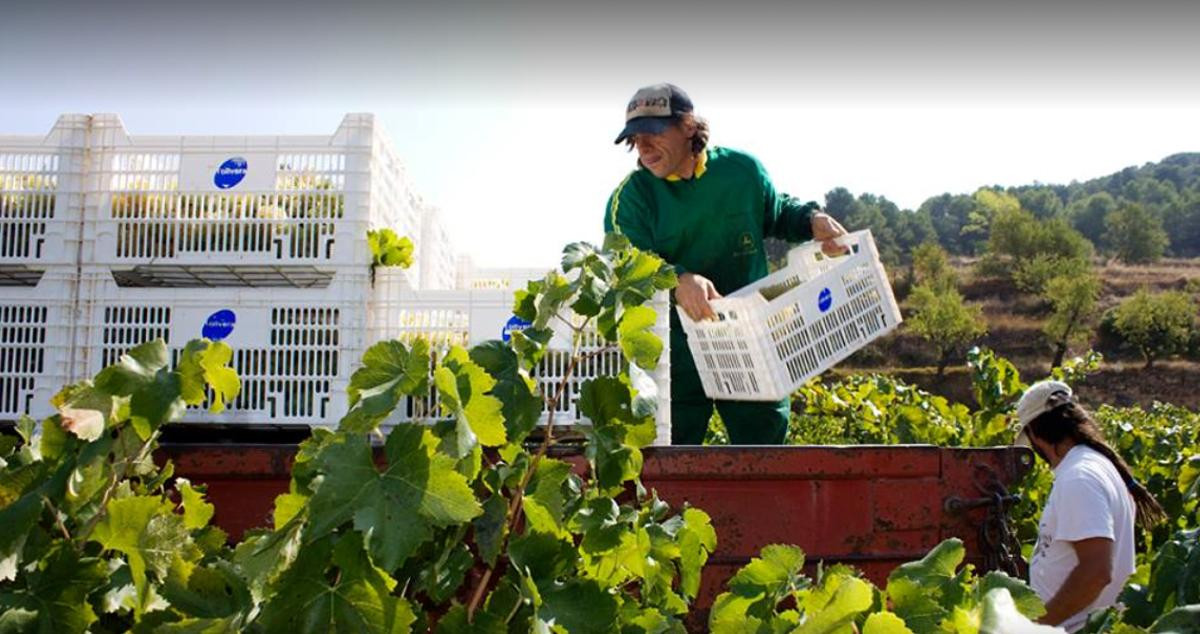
xmin=416 ymin=203 xmax=457 ymax=290
xmin=0 ymin=115 xmax=88 ymax=421
xmin=75 ymin=114 xmax=421 ymax=426
xmin=370 ymin=269 xmax=672 ymax=445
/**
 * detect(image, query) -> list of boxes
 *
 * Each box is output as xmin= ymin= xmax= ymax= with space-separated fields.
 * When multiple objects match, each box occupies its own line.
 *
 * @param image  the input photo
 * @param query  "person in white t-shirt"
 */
xmin=1013 ymin=381 xmax=1166 ymax=631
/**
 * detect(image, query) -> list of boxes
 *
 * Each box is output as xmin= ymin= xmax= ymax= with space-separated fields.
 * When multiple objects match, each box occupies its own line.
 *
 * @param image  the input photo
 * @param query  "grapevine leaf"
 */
xmin=436 ymin=346 xmax=506 ymax=456
xmin=579 ymin=377 xmax=653 ymax=491
xmin=1150 ymin=605 xmax=1200 ymax=633
xmin=976 ymin=571 xmax=1045 ymax=620
xmin=342 ymin=339 xmax=432 ymax=433
xmin=417 ymin=542 xmax=474 ymax=603
xmin=617 ymin=305 xmax=662 ymax=370
xmin=470 ymin=341 xmax=542 ymax=444
xmin=177 ymin=478 xmax=215 ymax=530
xmin=272 ymin=492 xmax=309 ymax=530
xmin=509 ymin=531 xmax=578 ymax=582
xmin=473 ymin=494 xmax=507 ymax=567
xmin=258 ymin=534 xmax=416 ymax=634
xmin=176 ymin=339 xmax=240 ymax=411
xmin=1181 ymin=455 xmax=1200 ymax=503
xmin=539 ymin=273 xmax=576 ymax=331
xmin=979 ymin=588 xmax=1061 ymax=633
xmin=231 ymin=524 xmax=303 ymax=604
xmin=886 ymin=538 xmax=968 ymax=633
xmin=91 ymin=495 xmax=192 ymax=616
xmin=161 ymin=560 xmax=250 ymax=619
xmin=369 ymin=228 xmax=415 ymax=269
xmin=523 ymin=458 xmax=572 ymax=535
xmin=511 ymin=326 xmax=553 ymax=369
xmin=434 ymin=603 xmax=508 ymax=633
xmin=862 ymin=611 xmax=915 ymax=634
xmin=195 ymin=340 xmax=240 ymax=413
xmin=729 ymin=544 xmax=805 ymax=599
xmin=57 ymin=405 xmax=106 ymax=442
xmin=561 ymin=242 xmax=599 ymax=272
xmin=572 ymin=497 xmax=624 ymax=554
xmin=307 ymin=425 xmax=480 ymax=571
xmin=0 ymin=544 xmax=106 ymax=634
xmin=571 ymin=272 xmax=609 ymax=318
xmin=94 ymin=339 xmax=185 ymax=437
xmin=677 ymin=508 xmax=717 ymax=600
xmin=793 ymin=574 xmax=872 ymax=633
xmin=0 ymin=460 xmax=45 ymax=508
xmin=539 ymin=578 xmax=619 ymax=634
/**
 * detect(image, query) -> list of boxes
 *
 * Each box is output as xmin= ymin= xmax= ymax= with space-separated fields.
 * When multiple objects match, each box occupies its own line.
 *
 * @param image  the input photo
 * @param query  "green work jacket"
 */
xmin=603 ymin=146 xmax=818 ymax=394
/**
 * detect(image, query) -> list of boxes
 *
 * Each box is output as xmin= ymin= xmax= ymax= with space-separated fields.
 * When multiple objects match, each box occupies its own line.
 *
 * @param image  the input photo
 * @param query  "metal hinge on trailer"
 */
xmin=943 ymin=462 xmax=1025 ymax=578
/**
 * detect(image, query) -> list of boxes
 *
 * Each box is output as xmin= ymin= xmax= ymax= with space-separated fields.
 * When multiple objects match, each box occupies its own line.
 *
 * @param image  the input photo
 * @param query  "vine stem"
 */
xmin=466 ymin=325 xmax=613 ymax=622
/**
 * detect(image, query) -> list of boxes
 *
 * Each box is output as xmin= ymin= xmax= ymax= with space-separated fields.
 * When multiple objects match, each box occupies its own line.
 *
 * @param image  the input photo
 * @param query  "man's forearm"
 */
xmin=1038 ymin=562 xmax=1112 ymax=626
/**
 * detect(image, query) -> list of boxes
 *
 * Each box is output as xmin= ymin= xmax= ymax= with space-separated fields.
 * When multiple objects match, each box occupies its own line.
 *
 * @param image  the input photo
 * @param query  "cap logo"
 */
xmin=626 ymin=96 xmax=672 ymax=120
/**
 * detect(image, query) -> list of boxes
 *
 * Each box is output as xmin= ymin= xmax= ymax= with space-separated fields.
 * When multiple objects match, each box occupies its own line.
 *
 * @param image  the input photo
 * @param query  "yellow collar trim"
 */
xmin=665 ymin=149 xmax=708 ymax=181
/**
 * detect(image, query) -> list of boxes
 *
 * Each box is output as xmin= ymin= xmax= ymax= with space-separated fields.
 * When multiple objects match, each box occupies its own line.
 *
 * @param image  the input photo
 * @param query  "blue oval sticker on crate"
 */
xmin=213 ymin=157 xmax=248 ymax=189
xmin=818 ymin=287 xmax=833 ymax=312
xmin=502 ymin=315 xmax=531 ymax=342
xmin=202 ymin=309 xmax=237 ymax=341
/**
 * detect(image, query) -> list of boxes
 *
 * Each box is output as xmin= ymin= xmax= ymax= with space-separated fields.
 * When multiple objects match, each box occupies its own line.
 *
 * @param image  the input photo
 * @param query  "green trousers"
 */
xmin=668 ymin=335 xmax=789 ymax=445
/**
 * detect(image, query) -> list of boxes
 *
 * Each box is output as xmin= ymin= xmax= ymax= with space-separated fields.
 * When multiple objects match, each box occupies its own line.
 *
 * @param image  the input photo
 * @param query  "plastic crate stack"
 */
xmin=0 ymin=115 xmax=88 ymax=422
xmin=370 ymin=269 xmax=672 ymax=445
xmin=75 ymin=113 xmax=422 ymax=426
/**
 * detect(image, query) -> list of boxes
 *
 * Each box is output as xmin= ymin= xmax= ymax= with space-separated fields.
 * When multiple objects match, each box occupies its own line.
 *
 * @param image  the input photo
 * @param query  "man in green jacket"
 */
xmin=605 ymin=83 xmax=847 ymax=445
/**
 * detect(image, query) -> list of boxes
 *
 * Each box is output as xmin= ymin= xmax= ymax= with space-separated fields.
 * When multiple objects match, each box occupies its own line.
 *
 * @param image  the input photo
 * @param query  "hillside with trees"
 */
xmin=788 ymin=153 xmax=1200 ymax=410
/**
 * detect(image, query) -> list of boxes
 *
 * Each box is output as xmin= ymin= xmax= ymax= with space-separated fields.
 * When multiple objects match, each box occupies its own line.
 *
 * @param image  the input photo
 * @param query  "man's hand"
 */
xmin=676 ymin=272 xmax=721 ymax=321
xmin=811 ymin=212 xmax=849 ymax=256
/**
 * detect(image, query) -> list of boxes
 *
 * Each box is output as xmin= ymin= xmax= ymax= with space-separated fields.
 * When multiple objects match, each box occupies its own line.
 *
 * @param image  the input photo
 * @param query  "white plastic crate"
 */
xmin=79 ymin=113 xmax=420 ymax=288
xmin=0 ymin=115 xmax=87 ymax=268
xmin=76 ymin=268 xmax=371 ymax=426
xmin=678 ymin=230 xmax=901 ymax=401
xmin=416 ymin=204 xmax=457 ymax=290
xmin=0 ymin=268 xmax=77 ymax=421
xmin=370 ymin=270 xmax=672 ymax=444
xmin=454 ymin=259 xmax=552 ymax=291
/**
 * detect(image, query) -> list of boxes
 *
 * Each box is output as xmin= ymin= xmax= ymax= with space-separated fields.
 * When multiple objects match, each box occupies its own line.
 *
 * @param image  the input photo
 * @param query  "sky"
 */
xmin=3 ymin=0 xmax=1199 ymax=268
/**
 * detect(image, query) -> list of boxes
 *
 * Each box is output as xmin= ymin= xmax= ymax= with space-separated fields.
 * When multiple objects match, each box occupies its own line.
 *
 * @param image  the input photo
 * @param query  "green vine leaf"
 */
xmin=307 ymin=426 xmax=481 ymax=571
xmin=341 ymin=339 xmax=432 ymax=434
xmin=91 ymin=495 xmax=193 ymax=616
xmin=177 ymin=479 xmax=215 ymax=531
xmin=258 ymin=534 xmax=416 ymax=633
xmin=436 ymin=346 xmax=506 ymax=456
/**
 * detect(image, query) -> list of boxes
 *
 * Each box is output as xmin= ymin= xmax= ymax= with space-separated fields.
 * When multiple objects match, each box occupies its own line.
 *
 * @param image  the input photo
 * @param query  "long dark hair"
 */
xmin=1026 ymin=400 xmax=1166 ymax=531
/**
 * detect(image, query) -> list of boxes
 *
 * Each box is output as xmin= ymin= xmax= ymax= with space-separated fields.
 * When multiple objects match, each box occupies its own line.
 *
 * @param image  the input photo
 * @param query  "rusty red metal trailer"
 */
xmin=157 ymin=439 xmax=1033 ymax=623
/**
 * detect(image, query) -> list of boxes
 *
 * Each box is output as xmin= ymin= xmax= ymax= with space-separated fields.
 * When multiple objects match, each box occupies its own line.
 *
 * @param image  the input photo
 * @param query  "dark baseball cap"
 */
xmin=613 ymin=83 xmax=694 ymax=144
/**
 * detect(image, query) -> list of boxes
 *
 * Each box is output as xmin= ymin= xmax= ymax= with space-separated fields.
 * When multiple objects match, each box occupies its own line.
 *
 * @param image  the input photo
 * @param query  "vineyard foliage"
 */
xmin=2 ymin=231 xmax=1199 ymax=630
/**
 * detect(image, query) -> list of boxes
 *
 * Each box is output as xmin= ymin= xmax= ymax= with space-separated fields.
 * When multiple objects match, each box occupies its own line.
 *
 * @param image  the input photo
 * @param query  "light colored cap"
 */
xmin=1013 ymin=380 xmax=1073 ymax=446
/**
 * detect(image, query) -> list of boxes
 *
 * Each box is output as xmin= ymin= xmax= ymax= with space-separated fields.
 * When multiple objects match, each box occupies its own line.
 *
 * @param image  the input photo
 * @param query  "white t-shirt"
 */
xmin=1030 ymin=445 xmax=1136 ymax=632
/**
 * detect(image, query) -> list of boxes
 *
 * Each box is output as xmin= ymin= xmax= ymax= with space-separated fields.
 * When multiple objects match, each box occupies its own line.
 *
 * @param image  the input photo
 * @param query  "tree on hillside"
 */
xmin=1066 ymin=192 xmax=1118 ymax=247
xmin=919 ymin=193 xmax=976 ymax=255
xmin=1103 ymin=203 xmax=1169 ymax=264
xmin=1111 ymin=288 xmax=1198 ymax=368
xmin=1013 ymin=186 xmax=1065 ymax=220
xmin=1042 ymin=272 xmax=1101 ymax=368
xmin=1164 ymin=190 xmax=1200 ymax=257
xmin=1012 ymin=253 xmax=1090 ymax=295
xmin=907 ymin=284 xmax=988 ymax=378
xmin=962 ymin=189 xmax=1021 ymax=254
xmin=911 ymin=241 xmax=956 ymax=291
xmin=981 ymin=206 xmax=1093 ymax=288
